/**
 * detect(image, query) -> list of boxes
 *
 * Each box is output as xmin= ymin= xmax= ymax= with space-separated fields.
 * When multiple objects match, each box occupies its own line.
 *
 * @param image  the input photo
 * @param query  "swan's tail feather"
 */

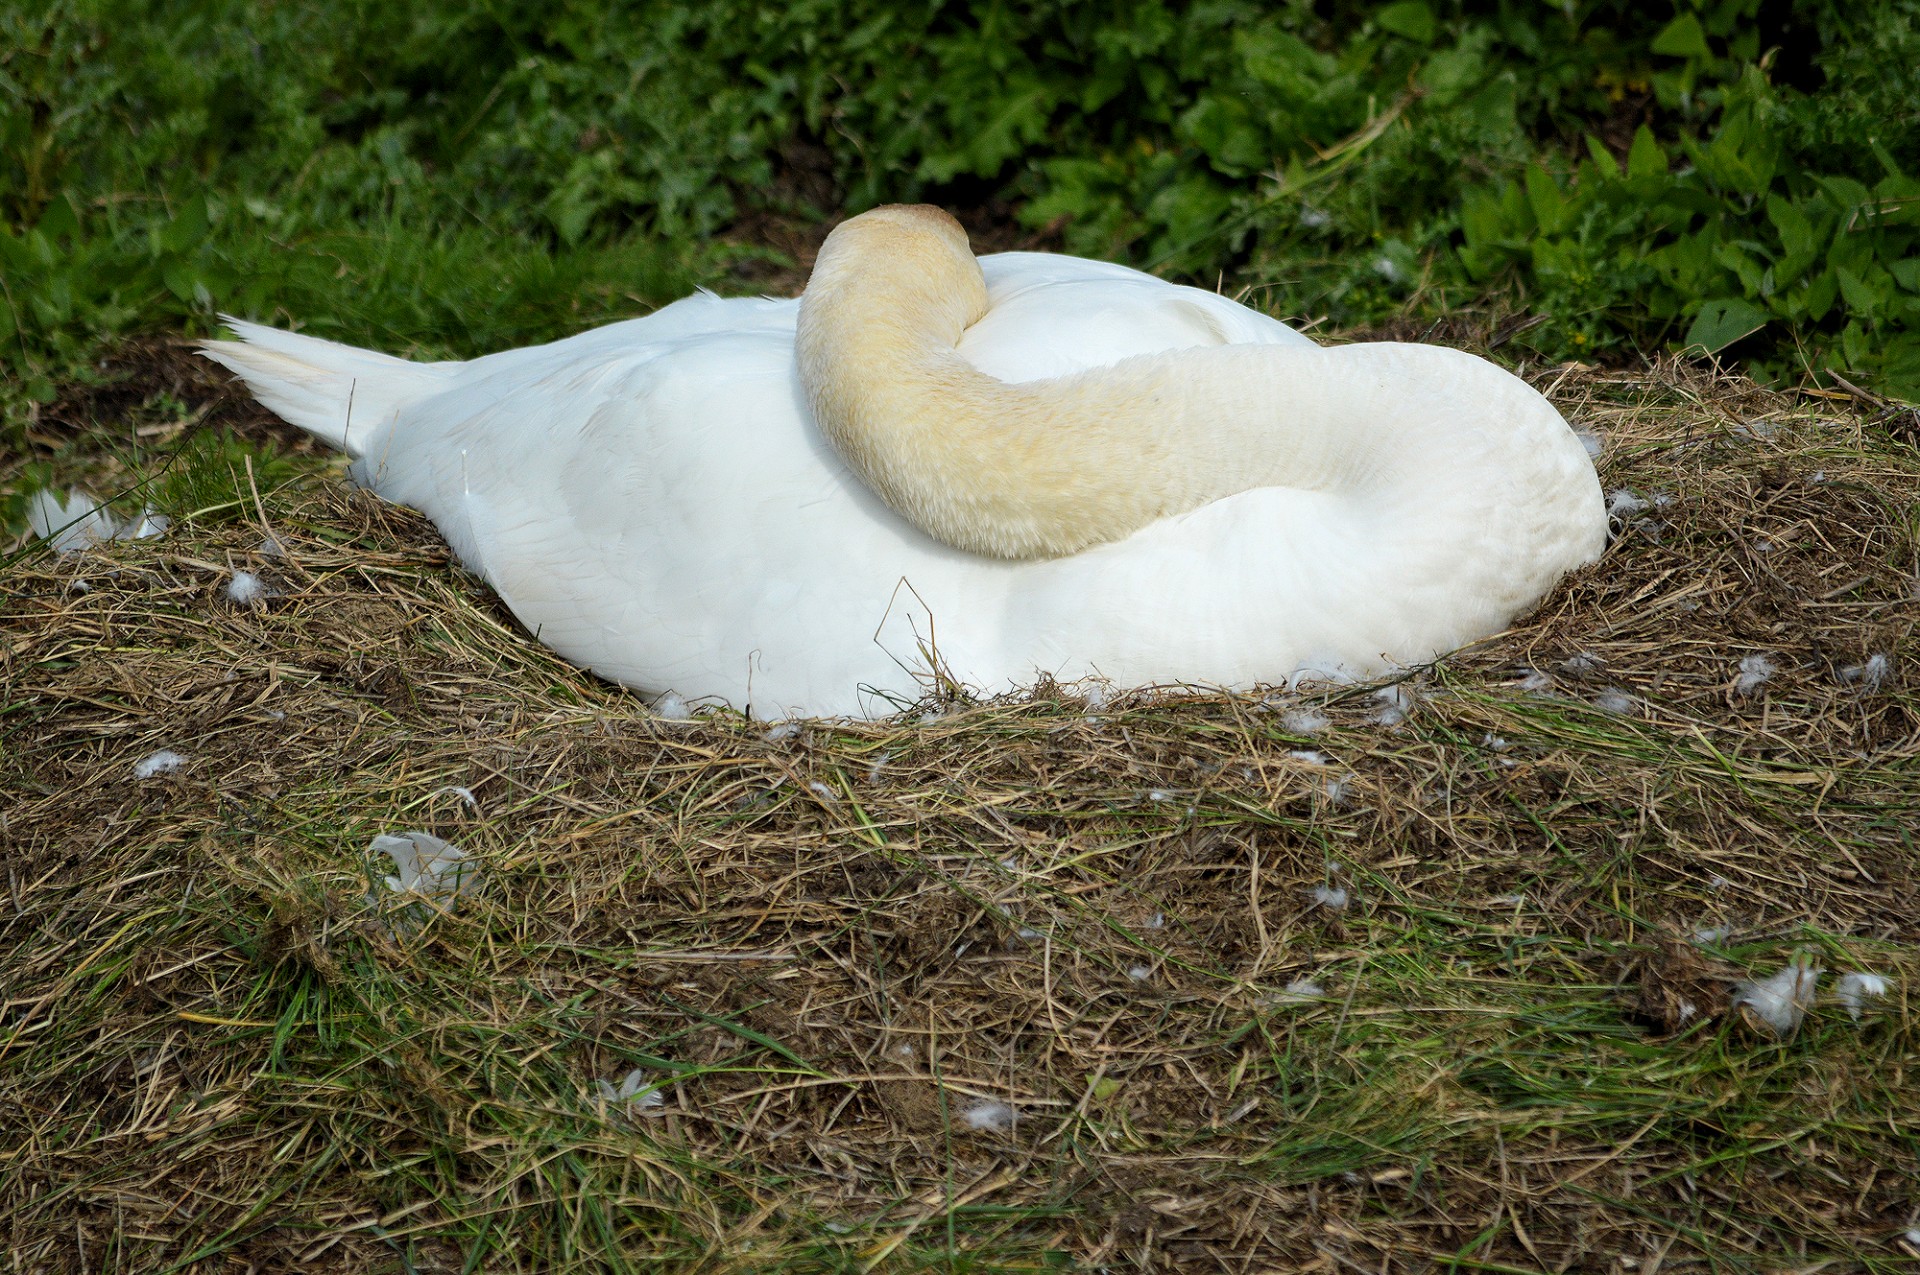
xmin=199 ymin=316 xmax=453 ymax=458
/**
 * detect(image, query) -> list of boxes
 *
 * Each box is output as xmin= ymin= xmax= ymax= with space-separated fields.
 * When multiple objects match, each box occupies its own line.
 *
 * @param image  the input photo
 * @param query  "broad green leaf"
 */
xmin=1421 ymin=42 xmax=1487 ymax=104
xmin=0 ymin=230 xmax=34 ymax=276
xmin=34 ymin=192 xmax=81 ymax=243
xmin=1860 ymin=196 xmax=1920 ymax=228
xmin=1660 ymin=230 xmax=1717 ymax=289
xmin=1765 ymin=194 xmax=1816 ymax=259
xmin=1523 ymin=167 xmax=1568 ymax=235
xmin=1804 ymin=270 xmax=1840 ymax=322
xmin=1842 ymin=319 xmax=1870 ymax=367
xmin=1179 ymin=94 xmax=1269 ymax=175
xmin=1584 ymin=134 xmax=1620 ymax=179
xmin=1627 ymin=126 xmax=1668 ymax=179
xmin=1239 ymin=30 xmax=1328 ymax=100
xmin=1878 ymin=337 xmax=1920 ymax=403
xmin=1713 ymin=240 xmax=1766 ymax=295
xmin=27 ymin=229 xmax=57 ymax=271
xmin=1376 ymin=2 xmax=1436 ymax=44
xmin=1682 ymin=298 xmax=1770 ymax=353
xmin=161 ymin=259 xmax=199 ymax=303
xmin=1459 ymin=187 xmax=1508 ymax=248
xmin=161 ymin=194 xmax=210 ymax=254
xmin=1651 ymin=14 xmax=1709 ymax=58
xmin=1835 ymin=266 xmax=1888 ymax=319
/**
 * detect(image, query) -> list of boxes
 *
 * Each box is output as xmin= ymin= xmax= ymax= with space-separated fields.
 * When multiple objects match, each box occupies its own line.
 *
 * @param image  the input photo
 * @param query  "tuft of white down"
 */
xmin=1733 ymin=956 xmax=1821 ymax=1039
xmin=1281 ymin=707 xmax=1330 ymax=735
xmin=1593 ymin=688 xmax=1636 ymax=715
xmin=1274 ymin=978 xmax=1327 ymax=1004
xmin=1734 ymin=654 xmax=1775 ymax=696
xmin=227 ymin=571 xmax=271 ymax=605
xmin=960 ymin=1100 xmax=1017 ymax=1132
xmin=1832 ymin=972 xmax=1890 ymax=1021
xmin=134 ymin=749 xmax=187 ymax=779
xmin=1311 ymin=885 xmax=1350 ymax=911
xmin=1839 ymin=653 xmax=1893 ymax=691
xmin=1606 ymin=488 xmax=1650 ymax=518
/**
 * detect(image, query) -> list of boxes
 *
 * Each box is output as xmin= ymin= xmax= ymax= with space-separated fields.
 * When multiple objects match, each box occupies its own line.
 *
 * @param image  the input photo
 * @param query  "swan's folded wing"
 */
xmin=969 ymin=254 xmax=1312 ymax=382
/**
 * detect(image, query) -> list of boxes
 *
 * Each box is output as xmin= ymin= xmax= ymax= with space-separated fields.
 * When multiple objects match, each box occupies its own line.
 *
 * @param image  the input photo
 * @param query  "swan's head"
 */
xmin=802 ymin=205 xmax=989 ymax=346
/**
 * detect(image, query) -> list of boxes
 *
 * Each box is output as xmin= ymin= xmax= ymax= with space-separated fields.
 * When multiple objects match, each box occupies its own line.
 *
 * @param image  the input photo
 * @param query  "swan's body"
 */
xmin=202 ymin=208 xmax=1604 ymax=718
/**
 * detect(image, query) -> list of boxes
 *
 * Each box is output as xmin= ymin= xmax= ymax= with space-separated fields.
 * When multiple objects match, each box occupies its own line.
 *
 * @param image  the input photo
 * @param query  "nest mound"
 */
xmin=3 ymin=359 xmax=1916 ymax=1271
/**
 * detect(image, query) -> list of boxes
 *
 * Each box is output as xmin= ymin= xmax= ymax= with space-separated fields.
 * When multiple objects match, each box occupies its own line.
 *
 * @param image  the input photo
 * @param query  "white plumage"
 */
xmin=202 ymin=209 xmax=1605 ymax=718
xmin=1733 ymin=957 xmax=1821 ymax=1039
xmin=1734 ymin=653 xmax=1775 ymax=696
xmin=29 ymin=488 xmax=169 ymax=553
xmin=1832 ymin=971 xmax=1889 ymax=1021
xmin=134 ymin=749 xmax=187 ymax=779
xmin=226 ymin=570 xmax=270 ymax=605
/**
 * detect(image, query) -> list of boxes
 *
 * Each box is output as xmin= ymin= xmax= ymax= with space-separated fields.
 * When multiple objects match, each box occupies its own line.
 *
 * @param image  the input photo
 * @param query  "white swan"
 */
xmin=201 ymin=205 xmax=1605 ymax=718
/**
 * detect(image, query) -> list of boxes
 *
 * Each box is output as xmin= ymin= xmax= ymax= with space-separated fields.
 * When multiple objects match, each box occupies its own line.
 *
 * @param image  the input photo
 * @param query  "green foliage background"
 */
xmin=4 ymin=0 xmax=1919 ymax=416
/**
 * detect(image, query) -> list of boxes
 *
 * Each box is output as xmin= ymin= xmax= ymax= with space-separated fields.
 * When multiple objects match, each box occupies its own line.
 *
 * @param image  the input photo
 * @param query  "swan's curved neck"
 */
xmin=795 ymin=206 xmax=1490 ymax=560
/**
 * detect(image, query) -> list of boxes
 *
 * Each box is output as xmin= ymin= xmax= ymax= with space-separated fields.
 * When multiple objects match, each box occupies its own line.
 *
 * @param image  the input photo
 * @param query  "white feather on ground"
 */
xmin=960 ymin=1100 xmax=1016 ymax=1132
xmin=1733 ymin=956 xmax=1821 ymax=1039
xmin=1832 ymin=972 xmax=1890 ymax=1021
xmin=133 ymin=750 xmax=187 ymax=779
xmin=28 ymin=488 xmax=168 ymax=553
xmin=226 ymin=571 xmax=271 ymax=605
xmin=116 ymin=508 xmax=171 ymax=539
xmin=1078 ymin=682 xmax=1115 ymax=713
xmin=1593 ymin=688 xmax=1636 ymax=714
xmin=1311 ymin=885 xmax=1350 ymax=910
xmin=1606 ymin=488 xmax=1651 ymax=518
xmin=1370 ymin=683 xmax=1415 ymax=726
xmin=1734 ymin=654 xmax=1775 ymax=696
xmin=1280 ymin=707 xmax=1330 ymax=735
xmin=1838 ymin=653 xmax=1892 ymax=691
xmin=594 ymin=1068 xmax=668 ymax=1116
xmin=373 ymin=830 xmax=479 ymax=902
xmin=1273 ymin=978 xmax=1326 ymax=1004
xmin=29 ymin=489 xmax=119 ymax=553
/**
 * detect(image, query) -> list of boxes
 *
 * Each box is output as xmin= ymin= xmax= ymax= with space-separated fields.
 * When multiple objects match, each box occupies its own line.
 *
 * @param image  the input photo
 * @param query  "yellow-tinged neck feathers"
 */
xmin=797 ymin=204 xmax=1290 ymax=559
xmin=796 ymin=205 xmax=1577 ymax=564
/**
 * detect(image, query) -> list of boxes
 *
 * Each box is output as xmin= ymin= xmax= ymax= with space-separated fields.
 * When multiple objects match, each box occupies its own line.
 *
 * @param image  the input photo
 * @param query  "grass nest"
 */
xmin=2 ymin=352 xmax=1917 ymax=1272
